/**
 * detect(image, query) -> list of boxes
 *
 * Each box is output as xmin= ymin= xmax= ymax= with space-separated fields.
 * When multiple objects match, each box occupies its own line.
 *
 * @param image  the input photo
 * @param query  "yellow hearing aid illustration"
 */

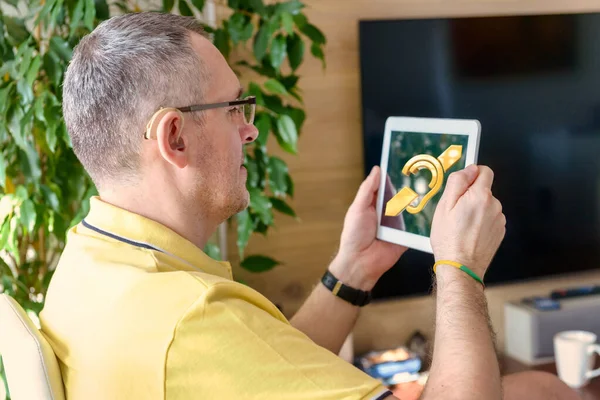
xmin=385 ymin=145 xmax=463 ymax=216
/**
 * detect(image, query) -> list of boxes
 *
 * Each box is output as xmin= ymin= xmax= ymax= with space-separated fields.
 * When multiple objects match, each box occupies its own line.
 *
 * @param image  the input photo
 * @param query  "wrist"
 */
xmin=328 ymin=254 xmax=376 ymax=291
xmin=435 ymin=264 xmax=484 ymax=291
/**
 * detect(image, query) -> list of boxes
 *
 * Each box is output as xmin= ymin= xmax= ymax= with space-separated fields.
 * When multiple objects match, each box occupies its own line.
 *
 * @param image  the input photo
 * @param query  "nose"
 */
xmin=241 ymin=122 xmax=259 ymax=144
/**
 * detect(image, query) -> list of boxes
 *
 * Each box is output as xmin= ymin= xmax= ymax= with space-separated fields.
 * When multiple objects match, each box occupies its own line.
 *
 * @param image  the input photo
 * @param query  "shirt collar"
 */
xmin=82 ymin=196 xmax=232 ymax=280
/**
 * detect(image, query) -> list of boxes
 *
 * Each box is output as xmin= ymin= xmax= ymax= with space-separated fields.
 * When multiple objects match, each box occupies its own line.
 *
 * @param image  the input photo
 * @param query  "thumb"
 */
xmin=353 ymin=166 xmax=380 ymax=209
xmin=440 ymin=164 xmax=479 ymax=208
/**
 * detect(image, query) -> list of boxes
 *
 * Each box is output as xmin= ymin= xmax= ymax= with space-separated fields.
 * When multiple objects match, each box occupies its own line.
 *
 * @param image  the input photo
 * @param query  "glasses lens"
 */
xmin=244 ymin=102 xmax=255 ymax=125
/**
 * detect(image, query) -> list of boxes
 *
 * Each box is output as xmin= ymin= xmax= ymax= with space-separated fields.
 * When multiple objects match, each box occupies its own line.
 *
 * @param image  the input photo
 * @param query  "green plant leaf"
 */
xmin=288 ymin=88 xmax=303 ymax=103
xmin=36 ymin=0 xmax=58 ymax=26
xmin=276 ymin=0 xmax=304 ymax=15
xmin=3 ymin=0 xmax=20 ymax=8
xmin=245 ymin=155 xmax=260 ymax=188
xmin=285 ymin=173 xmax=294 ymax=197
xmin=249 ymin=187 xmax=273 ymax=225
xmin=240 ymin=255 xmax=280 ymax=273
xmin=7 ymin=216 xmax=19 ymax=264
xmin=243 ymin=59 xmax=277 ymax=78
xmin=287 ymin=34 xmax=304 ymax=71
xmin=0 ymin=156 xmax=5 ymax=190
xmin=228 ymin=13 xmax=253 ymax=44
xmin=280 ymin=74 xmax=299 ymax=91
xmin=264 ymin=78 xmax=288 ymax=96
xmin=19 ymin=199 xmax=36 ymax=234
xmin=275 ymin=114 xmax=298 ymax=154
xmin=43 ymin=52 xmax=62 ymax=88
xmin=46 ymin=121 xmax=58 ymax=153
xmin=292 ymin=12 xmax=307 ymax=28
xmin=50 ymin=37 xmax=73 ymax=61
xmin=17 ymin=78 xmax=34 ymax=104
xmin=310 ymin=42 xmax=325 ymax=68
xmin=286 ymin=106 xmax=306 ymax=132
xmin=15 ymin=187 xmax=27 ymax=203
xmin=8 ymin=105 xmax=27 ymax=149
xmin=236 ymin=209 xmax=252 ymax=258
xmin=179 ymin=0 xmax=194 ymax=16
xmin=18 ymin=47 xmax=33 ymax=79
xmin=270 ymin=197 xmax=296 ymax=218
xmin=254 ymin=146 xmax=268 ymax=190
xmin=213 ymin=28 xmax=231 ymax=59
xmin=95 ymin=0 xmax=110 ymax=20
xmin=281 ymin=11 xmax=294 ymax=34
xmin=300 ymin=23 xmax=326 ymax=44
xmin=248 ymin=0 xmax=266 ymax=14
xmin=0 ymin=219 xmax=9 ymax=250
xmin=263 ymin=93 xmax=286 ymax=114
xmin=270 ymin=34 xmax=286 ymax=69
xmin=69 ymin=0 xmax=84 ymax=36
xmin=246 ymin=81 xmax=264 ymax=105
xmin=41 ymin=185 xmax=61 ymax=212
xmin=20 ymin=145 xmax=42 ymax=181
xmin=162 ymin=0 xmax=175 ymax=11
xmin=19 ymin=106 xmax=34 ymax=147
xmin=267 ymin=156 xmax=288 ymax=196
xmin=227 ymin=0 xmax=240 ymax=7
xmin=25 ymin=56 xmax=41 ymax=87
xmin=3 ymin=16 xmax=29 ymax=45
xmin=253 ymin=23 xmax=271 ymax=62
xmin=203 ymin=243 xmax=221 ymax=260
xmin=190 ymin=0 xmax=205 ymax=10
xmin=0 ymin=84 xmax=14 ymax=118
xmin=255 ymin=113 xmax=271 ymax=146
xmin=34 ymin=94 xmax=46 ymax=123
xmin=84 ymin=0 xmax=97 ymax=30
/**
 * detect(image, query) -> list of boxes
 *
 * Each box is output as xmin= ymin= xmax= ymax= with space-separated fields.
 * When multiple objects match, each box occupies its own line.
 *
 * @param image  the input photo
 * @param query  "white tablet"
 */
xmin=376 ymin=117 xmax=481 ymax=253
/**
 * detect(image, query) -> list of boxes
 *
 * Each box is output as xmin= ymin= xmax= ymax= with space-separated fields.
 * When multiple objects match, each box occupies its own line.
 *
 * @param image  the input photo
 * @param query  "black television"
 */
xmin=359 ymin=12 xmax=600 ymax=299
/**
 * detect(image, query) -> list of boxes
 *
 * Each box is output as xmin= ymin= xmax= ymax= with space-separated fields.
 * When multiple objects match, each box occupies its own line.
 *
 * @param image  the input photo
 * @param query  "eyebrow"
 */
xmin=235 ymin=87 xmax=243 ymax=100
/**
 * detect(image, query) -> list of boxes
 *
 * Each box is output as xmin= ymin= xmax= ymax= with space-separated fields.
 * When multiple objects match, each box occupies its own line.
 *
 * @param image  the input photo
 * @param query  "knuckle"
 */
xmin=448 ymin=171 xmax=466 ymax=186
xmin=494 ymin=198 xmax=503 ymax=213
xmin=480 ymin=165 xmax=494 ymax=178
xmin=481 ymin=189 xmax=494 ymax=204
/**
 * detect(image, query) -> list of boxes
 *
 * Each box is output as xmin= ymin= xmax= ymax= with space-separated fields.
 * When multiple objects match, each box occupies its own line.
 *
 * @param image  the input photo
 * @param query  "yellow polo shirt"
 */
xmin=40 ymin=197 xmax=390 ymax=399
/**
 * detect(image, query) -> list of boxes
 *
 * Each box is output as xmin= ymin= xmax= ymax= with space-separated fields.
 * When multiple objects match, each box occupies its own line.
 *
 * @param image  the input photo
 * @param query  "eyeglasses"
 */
xmin=143 ymin=96 xmax=256 ymax=140
xmin=178 ymin=96 xmax=256 ymax=125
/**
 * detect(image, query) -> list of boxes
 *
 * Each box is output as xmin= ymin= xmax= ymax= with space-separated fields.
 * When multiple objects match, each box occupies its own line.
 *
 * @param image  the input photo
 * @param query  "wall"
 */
xmin=228 ymin=0 xmax=600 ymax=355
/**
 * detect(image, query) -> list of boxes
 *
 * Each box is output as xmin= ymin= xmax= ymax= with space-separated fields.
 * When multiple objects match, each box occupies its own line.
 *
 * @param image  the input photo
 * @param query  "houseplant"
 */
xmin=0 ymin=0 xmax=325 ymax=312
xmin=0 ymin=0 xmax=324 ymax=395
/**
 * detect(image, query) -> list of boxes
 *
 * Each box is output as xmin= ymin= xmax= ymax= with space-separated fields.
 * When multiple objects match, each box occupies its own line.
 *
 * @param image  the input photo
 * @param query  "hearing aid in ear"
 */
xmin=143 ymin=107 xmax=185 ymax=140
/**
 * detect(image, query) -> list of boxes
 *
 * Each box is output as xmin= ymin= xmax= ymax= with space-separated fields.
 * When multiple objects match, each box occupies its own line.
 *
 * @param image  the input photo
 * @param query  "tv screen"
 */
xmin=359 ymin=12 xmax=600 ymax=299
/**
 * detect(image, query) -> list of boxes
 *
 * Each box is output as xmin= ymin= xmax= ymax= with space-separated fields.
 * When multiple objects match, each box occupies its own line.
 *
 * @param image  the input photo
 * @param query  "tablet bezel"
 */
xmin=376 ymin=117 xmax=481 ymax=253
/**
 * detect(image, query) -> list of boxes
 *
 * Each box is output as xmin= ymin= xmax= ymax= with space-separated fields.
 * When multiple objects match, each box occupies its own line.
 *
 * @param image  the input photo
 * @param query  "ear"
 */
xmin=152 ymin=108 xmax=188 ymax=169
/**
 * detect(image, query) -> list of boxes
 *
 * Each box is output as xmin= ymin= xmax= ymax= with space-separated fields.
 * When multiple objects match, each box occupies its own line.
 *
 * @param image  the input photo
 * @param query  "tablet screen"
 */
xmin=381 ymin=131 xmax=469 ymax=237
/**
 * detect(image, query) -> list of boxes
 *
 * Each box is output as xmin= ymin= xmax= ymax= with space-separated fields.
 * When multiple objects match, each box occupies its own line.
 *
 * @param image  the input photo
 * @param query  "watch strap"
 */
xmin=321 ymin=270 xmax=372 ymax=307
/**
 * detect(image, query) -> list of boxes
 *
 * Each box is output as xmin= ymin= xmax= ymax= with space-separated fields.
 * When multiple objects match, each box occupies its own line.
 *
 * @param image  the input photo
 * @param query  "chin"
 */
xmin=224 ymin=189 xmax=250 ymax=218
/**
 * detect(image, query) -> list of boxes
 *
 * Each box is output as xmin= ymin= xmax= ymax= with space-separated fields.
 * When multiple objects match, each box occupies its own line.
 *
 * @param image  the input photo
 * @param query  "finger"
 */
xmin=473 ymin=165 xmax=495 ymax=190
xmin=440 ymin=164 xmax=479 ymax=208
xmin=353 ymin=166 xmax=380 ymax=209
xmin=498 ymin=212 xmax=507 ymax=227
xmin=493 ymin=198 xmax=503 ymax=216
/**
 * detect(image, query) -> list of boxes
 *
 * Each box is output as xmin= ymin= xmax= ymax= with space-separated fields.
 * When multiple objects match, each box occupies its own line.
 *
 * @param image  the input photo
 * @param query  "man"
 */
xmin=40 ymin=12 xmax=578 ymax=400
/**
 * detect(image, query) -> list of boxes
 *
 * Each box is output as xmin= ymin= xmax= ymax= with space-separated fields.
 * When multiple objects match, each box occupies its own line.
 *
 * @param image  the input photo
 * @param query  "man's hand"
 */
xmin=330 ymin=166 xmax=407 ymax=291
xmin=430 ymin=164 xmax=506 ymax=280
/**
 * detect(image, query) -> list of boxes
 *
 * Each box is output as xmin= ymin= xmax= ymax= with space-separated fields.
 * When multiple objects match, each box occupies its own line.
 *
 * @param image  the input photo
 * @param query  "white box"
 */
xmin=504 ymin=295 xmax=600 ymax=365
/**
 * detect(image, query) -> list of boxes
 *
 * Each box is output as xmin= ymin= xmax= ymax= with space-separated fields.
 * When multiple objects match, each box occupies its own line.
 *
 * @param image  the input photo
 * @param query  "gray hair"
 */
xmin=62 ymin=12 xmax=208 ymax=188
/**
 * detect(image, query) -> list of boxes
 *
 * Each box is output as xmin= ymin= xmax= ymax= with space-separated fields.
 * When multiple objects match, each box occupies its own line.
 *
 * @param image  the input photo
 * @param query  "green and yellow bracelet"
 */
xmin=433 ymin=260 xmax=485 ymax=287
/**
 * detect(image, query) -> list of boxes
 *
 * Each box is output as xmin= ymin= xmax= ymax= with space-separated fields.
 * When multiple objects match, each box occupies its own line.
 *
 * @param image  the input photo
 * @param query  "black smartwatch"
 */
xmin=321 ymin=270 xmax=372 ymax=307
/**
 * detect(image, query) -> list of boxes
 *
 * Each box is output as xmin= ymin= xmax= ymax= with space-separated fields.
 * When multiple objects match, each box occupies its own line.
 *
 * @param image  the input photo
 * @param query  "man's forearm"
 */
xmin=290 ymin=283 xmax=359 ymax=355
xmin=422 ymin=266 xmax=502 ymax=400
xmin=290 ymin=257 xmax=369 ymax=355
